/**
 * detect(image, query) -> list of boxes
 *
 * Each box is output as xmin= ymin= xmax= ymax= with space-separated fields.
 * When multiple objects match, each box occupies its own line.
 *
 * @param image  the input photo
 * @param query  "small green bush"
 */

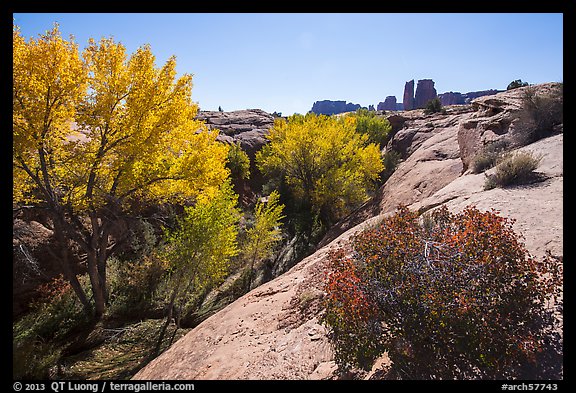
xmin=484 ymin=151 xmax=542 ymax=190
xmin=471 ymin=140 xmax=510 ymax=174
xmin=108 ymin=253 xmax=169 ymax=318
xmin=379 ymin=149 xmax=402 ymax=184
xmin=424 ymin=97 xmax=444 ymax=114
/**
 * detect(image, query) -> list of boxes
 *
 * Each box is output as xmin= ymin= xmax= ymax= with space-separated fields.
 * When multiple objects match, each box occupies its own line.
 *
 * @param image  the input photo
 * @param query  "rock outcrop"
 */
xmin=457 ymin=83 xmax=562 ymax=172
xmin=377 ymin=96 xmax=397 ymax=111
xmin=197 ymin=109 xmax=275 ymax=158
xmin=134 ymin=83 xmax=563 ymax=380
xmin=196 ymin=109 xmax=276 ymax=206
xmin=13 ymin=216 xmax=63 ymax=318
xmin=414 ymin=79 xmax=438 ymax=109
xmin=402 ymin=80 xmax=415 ymax=111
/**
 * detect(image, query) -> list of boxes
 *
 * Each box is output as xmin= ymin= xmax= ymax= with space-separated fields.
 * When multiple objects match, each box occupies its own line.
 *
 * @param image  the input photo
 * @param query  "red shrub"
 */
xmin=323 ymin=205 xmax=562 ymax=379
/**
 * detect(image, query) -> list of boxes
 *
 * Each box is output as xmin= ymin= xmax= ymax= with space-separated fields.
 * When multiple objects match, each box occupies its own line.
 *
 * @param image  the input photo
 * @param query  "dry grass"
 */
xmin=484 ymin=151 xmax=543 ymax=190
xmin=59 ymin=319 xmax=189 ymax=380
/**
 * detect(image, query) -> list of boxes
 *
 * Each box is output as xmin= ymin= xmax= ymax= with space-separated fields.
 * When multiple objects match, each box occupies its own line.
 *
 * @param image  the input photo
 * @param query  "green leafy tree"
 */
xmin=350 ymin=108 xmax=392 ymax=147
xmin=13 ymin=24 xmax=230 ymax=319
xmin=256 ymin=113 xmax=383 ymax=233
xmin=323 ymin=205 xmax=562 ymax=379
xmin=242 ymin=190 xmax=285 ymax=291
xmin=155 ymin=181 xmax=240 ymax=354
xmin=226 ymin=141 xmax=251 ymax=180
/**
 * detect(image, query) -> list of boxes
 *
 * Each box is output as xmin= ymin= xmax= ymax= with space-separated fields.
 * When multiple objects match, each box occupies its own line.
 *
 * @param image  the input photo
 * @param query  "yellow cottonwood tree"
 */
xmin=154 ymin=180 xmax=240 ymax=354
xmin=243 ymin=190 xmax=285 ymax=291
xmin=13 ymin=24 xmax=230 ymax=319
xmin=256 ymin=113 xmax=383 ymax=231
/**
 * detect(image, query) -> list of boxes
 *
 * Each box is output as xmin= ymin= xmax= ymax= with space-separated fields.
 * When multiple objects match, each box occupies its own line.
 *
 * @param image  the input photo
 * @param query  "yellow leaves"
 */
xmin=165 ymin=180 xmax=240 ymax=291
xmin=13 ymin=23 xmax=86 ymax=143
xmin=256 ymin=112 xmax=384 ymax=223
xmin=13 ymin=23 xmax=229 ymax=213
xmin=243 ymin=190 xmax=285 ymax=264
xmin=13 ymin=23 xmax=88 ymax=204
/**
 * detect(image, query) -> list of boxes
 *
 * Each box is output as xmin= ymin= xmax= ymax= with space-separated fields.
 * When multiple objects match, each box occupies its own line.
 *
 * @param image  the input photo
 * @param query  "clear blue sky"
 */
xmin=13 ymin=13 xmax=563 ymax=115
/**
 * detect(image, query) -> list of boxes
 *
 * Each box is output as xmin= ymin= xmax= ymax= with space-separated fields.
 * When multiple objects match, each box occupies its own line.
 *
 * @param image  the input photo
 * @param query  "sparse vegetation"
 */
xmin=13 ymin=275 xmax=91 ymax=379
xmin=484 ymin=151 xmax=543 ymax=190
xmin=471 ymin=140 xmax=510 ymax=174
xmin=519 ymin=85 xmax=563 ymax=144
xmin=323 ymin=205 xmax=562 ymax=379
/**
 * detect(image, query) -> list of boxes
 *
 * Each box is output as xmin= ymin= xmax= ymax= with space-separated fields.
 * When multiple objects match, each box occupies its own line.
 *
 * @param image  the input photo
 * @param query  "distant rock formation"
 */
xmin=462 ymin=89 xmax=502 ymax=103
xmin=414 ymin=79 xmax=438 ymax=109
xmin=403 ymin=80 xmax=415 ymax=111
xmin=438 ymin=91 xmax=464 ymax=106
xmin=310 ymin=100 xmax=361 ymax=115
xmin=379 ymin=81 xmax=501 ymax=113
xmin=439 ymin=89 xmax=503 ymax=106
xmin=377 ymin=96 xmax=397 ymax=111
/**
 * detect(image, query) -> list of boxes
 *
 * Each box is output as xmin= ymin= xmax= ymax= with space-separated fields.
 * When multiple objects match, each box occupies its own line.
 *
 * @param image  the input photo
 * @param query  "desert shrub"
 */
xmin=470 ymin=139 xmax=510 ymax=173
xmin=323 ymin=205 xmax=562 ymax=379
xmin=520 ymin=85 xmax=563 ymax=144
xmin=484 ymin=151 xmax=542 ymax=190
xmin=13 ymin=275 xmax=90 ymax=379
xmin=424 ymin=97 xmax=444 ymax=114
xmin=108 ymin=252 xmax=169 ymax=318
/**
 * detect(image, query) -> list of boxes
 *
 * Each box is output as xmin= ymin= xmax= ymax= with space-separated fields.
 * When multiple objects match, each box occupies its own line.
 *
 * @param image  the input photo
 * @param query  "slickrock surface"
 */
xmin=134 ymin=83 xmax=562 ymax=380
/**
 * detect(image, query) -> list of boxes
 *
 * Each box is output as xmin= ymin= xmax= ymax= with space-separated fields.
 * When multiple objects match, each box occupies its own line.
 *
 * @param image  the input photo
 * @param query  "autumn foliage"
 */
xmin=13 ymin=24 xmax=230 ymax=319
xmin=256 ymin=113 xmax=383 ymax=231
xmin=323 ymin=205 xmax=563 ymax=379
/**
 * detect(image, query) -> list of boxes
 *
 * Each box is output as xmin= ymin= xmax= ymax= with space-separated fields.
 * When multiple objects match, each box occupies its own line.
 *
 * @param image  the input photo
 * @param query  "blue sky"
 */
xmin=13 ymin=13 xmax=563 ymax=115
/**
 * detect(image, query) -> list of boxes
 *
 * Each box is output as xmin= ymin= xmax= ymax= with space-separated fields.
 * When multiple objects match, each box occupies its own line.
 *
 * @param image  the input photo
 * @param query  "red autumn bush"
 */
xmin=323 ymin=205 xmax=562 ymax=379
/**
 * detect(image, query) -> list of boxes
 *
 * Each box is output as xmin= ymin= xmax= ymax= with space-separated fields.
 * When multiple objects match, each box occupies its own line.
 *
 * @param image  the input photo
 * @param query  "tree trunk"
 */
xmin=247 ymin=254 xmax=257 ymax=293
xmin=168 ymin=303 xmax=181 ymax=346
xmin=51 ymin=214 xmax=92 ymax=315
xmin=154 ymin=272 xmax=183 ymax=356
xmin=86 ymin=249 xmax=106 ymax=320
xmin=87 ymin=213 xmax=107 ymax=320
xmin=97 ymin=234 xmax=110 ymax=305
